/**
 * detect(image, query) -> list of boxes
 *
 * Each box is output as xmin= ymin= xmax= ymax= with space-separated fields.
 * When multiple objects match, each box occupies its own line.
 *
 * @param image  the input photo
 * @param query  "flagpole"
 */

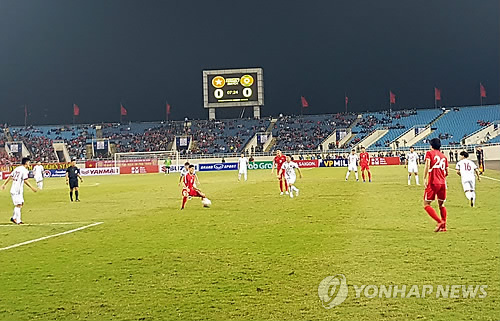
xmin=120 ymin=103 xmax=122 ymax=123
xmin=480 ymin=83 xmax=483 ymax=106
xmin=345 ymin=92 xmax=347 ymax=113
xmin=24 ymin=105 xmax=27 ymax=127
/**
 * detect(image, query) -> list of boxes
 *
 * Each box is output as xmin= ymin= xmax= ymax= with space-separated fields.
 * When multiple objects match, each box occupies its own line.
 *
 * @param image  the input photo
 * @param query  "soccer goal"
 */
xmin=113 ymin=150 xmax=180 ymax=172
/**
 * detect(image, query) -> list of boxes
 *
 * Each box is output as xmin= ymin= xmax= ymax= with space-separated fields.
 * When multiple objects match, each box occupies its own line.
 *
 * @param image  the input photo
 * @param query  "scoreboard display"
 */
xmin=203 ymin=68 xmax=264 ymax=108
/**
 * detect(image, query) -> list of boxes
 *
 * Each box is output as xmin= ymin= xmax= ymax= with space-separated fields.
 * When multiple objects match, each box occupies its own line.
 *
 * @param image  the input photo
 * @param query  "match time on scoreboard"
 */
xmin=203 ymin=68 xmax=264 ymax=108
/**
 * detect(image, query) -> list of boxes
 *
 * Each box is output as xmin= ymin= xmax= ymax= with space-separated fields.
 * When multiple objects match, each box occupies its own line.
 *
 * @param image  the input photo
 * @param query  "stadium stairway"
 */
xmin=464 ymin=121 xmax=500 ymax=145
xmin=354 ymin=127 xmax=389 ymax=149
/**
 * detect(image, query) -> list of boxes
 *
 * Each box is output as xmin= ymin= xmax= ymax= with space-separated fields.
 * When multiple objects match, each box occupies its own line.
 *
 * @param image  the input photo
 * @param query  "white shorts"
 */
xmin=348 ymin=164 xmax=357 ymax=171
xmin=35 ymin=176 xmax=43 ymax=183
xmin=11 ymin=193 xmax=24 ymax=205
xmin=462 ymin=180 xmax=475 ymax=192
xmin=285 ymin=176 xmax=296 ymax=185
xmin=239 ymin=169 xmax=247 ymax=174
xmin=408 ymin=164 xmax=418 ymax=173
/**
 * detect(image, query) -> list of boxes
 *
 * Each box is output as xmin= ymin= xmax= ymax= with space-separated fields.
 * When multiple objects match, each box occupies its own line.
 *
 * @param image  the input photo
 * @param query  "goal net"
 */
xmin=114 ymin=150 xmax=180 ymax=172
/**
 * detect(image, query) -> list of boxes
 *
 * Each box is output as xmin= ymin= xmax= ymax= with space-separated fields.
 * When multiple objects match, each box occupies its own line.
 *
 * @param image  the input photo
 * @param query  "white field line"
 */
xmin=482 ymin=175 xmax=500 ymax=182
xmin=0 ymin=222 xmax=94 ymax=227
xmin=0 ymin=222 xmax=103 ymax=251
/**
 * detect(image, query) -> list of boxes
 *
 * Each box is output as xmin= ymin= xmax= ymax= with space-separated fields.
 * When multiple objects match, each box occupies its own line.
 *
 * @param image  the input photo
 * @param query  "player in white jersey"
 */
xmin=345 ymin=150 xmax=359 ymax=181
xmin=405 ymin=147 xmax=420 ymax=185
xmin=279 ymin=156 xmax=302 ymax=198
xmin=1 ymin=157 xmax=38 ymax=224
xmin=456 ymin=151 xmax=481 ymax=207
xmin=237 ymin=153 xmax=249 ymax=181
xmin=178 ymin=162 xmax=200 ymax=187
xmin=33 ymin=161 xmax=45 ymax=190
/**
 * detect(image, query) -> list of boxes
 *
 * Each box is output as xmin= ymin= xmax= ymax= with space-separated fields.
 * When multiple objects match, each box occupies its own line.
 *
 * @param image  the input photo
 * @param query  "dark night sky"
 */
xmin=0 ymin=0 xmax=498 ymax=125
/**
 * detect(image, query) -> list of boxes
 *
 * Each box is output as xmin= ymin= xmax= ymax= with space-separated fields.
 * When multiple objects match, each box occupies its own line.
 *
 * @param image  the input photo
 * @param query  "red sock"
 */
xmin=368 ymin=171 xmax=372 ymax=180
xmin=425 ymin=205 xmax=441 ymax=223
xmin=279 ymin=179 xmax=283 ymax=192
xmin=362 ymin=172 xmax=365 ymax=180
xmin=439 ymin=206 xmax=447 ymax=222
xmin=181 ymin=196 xmax=188 ymax=209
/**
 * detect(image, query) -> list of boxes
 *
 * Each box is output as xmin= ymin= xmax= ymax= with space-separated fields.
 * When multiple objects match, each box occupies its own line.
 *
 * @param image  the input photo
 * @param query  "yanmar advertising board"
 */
xmin=198 ymin=163 xmax=238 ymax=172
xmin=81 ymin=167 xmax=120 ymax=176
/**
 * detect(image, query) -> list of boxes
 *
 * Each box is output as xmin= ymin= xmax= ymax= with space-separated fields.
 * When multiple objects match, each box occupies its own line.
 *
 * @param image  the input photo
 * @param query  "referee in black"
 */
xmin=66 ymin=158 xmax=83 ymax=202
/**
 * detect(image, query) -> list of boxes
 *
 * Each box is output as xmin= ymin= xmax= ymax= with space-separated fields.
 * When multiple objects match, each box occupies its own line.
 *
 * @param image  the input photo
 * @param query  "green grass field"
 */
xmin=0 ymin=166 xmax=499 ymax=320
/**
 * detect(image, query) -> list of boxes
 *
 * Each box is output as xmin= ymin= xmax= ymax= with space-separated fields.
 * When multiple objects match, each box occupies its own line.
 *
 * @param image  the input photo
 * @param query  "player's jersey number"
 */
xmin=432 ymin=156 xmax=446 ymax=170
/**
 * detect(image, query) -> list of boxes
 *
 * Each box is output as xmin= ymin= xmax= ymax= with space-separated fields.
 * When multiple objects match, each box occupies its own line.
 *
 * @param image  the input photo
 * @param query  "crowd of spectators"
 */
xmin=273 ymin=113 xmax=356 ymax=151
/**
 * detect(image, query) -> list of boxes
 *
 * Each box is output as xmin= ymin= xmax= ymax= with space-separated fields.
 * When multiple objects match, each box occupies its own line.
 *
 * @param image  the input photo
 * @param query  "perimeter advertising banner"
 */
xmin=248 ymin=161 xmax=273 ymax=170
xmin=319 ymin=159 xmax=349 ymax=167
xmin=43 ymin=169 xmax=68 ymax=178
xmin=294 ymin=160 xmax=319 ymax=168
xmin=198 ymin=162 xmax=238 ymax=172
xmin=159 ymin=164 xmax=200 ymax=173
xmin=370 ymin=157 xmax=400 ymax=165
xmin=80 ymin=167 xmax=120 ymax=176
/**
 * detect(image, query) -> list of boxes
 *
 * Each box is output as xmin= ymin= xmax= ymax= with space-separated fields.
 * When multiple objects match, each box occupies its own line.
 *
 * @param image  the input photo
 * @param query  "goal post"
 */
xmin=113 ymin=150 xmax=180 ymax=172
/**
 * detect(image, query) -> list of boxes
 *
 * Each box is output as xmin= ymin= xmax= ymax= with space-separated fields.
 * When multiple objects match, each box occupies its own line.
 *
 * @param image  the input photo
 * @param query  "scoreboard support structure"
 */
xmin=203 ymin=68 xmax=264 ymax=120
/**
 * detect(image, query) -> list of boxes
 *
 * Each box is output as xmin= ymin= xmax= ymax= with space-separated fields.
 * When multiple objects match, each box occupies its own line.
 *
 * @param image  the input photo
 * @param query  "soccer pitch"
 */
xmin=0 ymin=166 xmax=499 ymax=320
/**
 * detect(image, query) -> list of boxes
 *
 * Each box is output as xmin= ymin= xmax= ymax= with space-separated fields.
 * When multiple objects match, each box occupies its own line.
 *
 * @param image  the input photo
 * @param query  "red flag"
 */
xmin=166 ymin=103 xmax=171 ymax=115
xmin=480 ymin=83 xmax=487 ymax=98
xmin=434 ymin=87 xmax=441 ymax=101
xmin=24 ymin=105 xmax=28 ymax=118
xmin=301 ymin=96 xmax=309 ymax=108
xmin=120 ymin=104 xmax=127 ymax=116
xmin=345 ymin=96 xmax=348 ymax=105
xmin=73 ymin=104 xmax=80 ymax=116
xmin=390 ymin=91 xmax=396 ymax=104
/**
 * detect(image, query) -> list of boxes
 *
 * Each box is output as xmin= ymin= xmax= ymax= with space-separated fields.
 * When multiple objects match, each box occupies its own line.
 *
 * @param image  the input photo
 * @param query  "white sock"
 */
xmin=355 ymin=171 xmax=358 ymax=180
xmin=238 ymin=174 xmax=241 ymax=181
xmin=465 ymin=191 xmax=472 ymax=200
xmin=13 ymin=207 xmax=21 ymax=222
xmin=408 ymin=176 xmax=411 ymax=185
xmin=346 ymin=171 xmax=350 ymax=179
xmin=244 ymin=173 xmax=247 ymax=181
xmin=37 ymin=181 xmax=43 ymax=189
xmin=291 ymin=186 xmax=297 ymax=192
xmin=415 ymin=176 xmax=419 ymax=185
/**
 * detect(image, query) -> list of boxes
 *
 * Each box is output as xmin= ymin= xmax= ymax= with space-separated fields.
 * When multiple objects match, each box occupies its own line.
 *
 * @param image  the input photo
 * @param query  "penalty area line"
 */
xmin=0 ymin=222 xmax=103 ymax=252
xmin=482 ymin=175 xmax=500 ymax=182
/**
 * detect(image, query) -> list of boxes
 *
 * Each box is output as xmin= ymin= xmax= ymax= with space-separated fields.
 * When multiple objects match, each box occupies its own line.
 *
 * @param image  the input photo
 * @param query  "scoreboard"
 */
xmin=203 ymin=68 xmax=264 ymax=108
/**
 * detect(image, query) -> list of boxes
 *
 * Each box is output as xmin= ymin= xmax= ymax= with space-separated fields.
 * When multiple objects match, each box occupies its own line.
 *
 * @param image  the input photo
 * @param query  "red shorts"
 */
xmin=182 ymin=188 xmax=202 ymax=197
xmin=361 ymin=164 xmax=370 ymax=171
xmin=424 ymin=184 xmax=446 ymax=201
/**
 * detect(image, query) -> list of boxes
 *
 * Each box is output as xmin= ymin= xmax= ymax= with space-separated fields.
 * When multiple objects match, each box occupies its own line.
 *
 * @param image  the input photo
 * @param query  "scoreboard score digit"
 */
xmin=203 ymin=68 xmax=264 ymax=108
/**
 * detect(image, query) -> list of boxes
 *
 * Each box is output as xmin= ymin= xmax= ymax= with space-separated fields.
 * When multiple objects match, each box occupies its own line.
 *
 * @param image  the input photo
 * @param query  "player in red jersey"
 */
xmin=272 ymin=149 xmax=289 ymax=195
xmin=423 ymin=138 xmax=449 ymax=232
xmin=181 ymin=165 xmax=207 ymax=209
xmin=359 ymin=147 xmax=372 ymax=182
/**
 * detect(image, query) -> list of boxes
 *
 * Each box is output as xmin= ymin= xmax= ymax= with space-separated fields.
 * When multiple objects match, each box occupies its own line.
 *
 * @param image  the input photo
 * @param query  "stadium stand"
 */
xmin=414 ymin=105 xmax=500 ymax=146
xmin=346 ymin=109 xmax=443 ymax=149
xmin=1 ymin=105 xmax=498 ymax=161
xmin=272 ymin=113 xmax=356 ymax=151
xmin=190 ymin=119 xmax=269 ymax=154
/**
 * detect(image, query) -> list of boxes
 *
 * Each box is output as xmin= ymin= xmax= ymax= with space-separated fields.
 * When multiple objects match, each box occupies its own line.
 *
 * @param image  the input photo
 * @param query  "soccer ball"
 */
xmin=202 ymin=198 xmax=212 ymax=208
